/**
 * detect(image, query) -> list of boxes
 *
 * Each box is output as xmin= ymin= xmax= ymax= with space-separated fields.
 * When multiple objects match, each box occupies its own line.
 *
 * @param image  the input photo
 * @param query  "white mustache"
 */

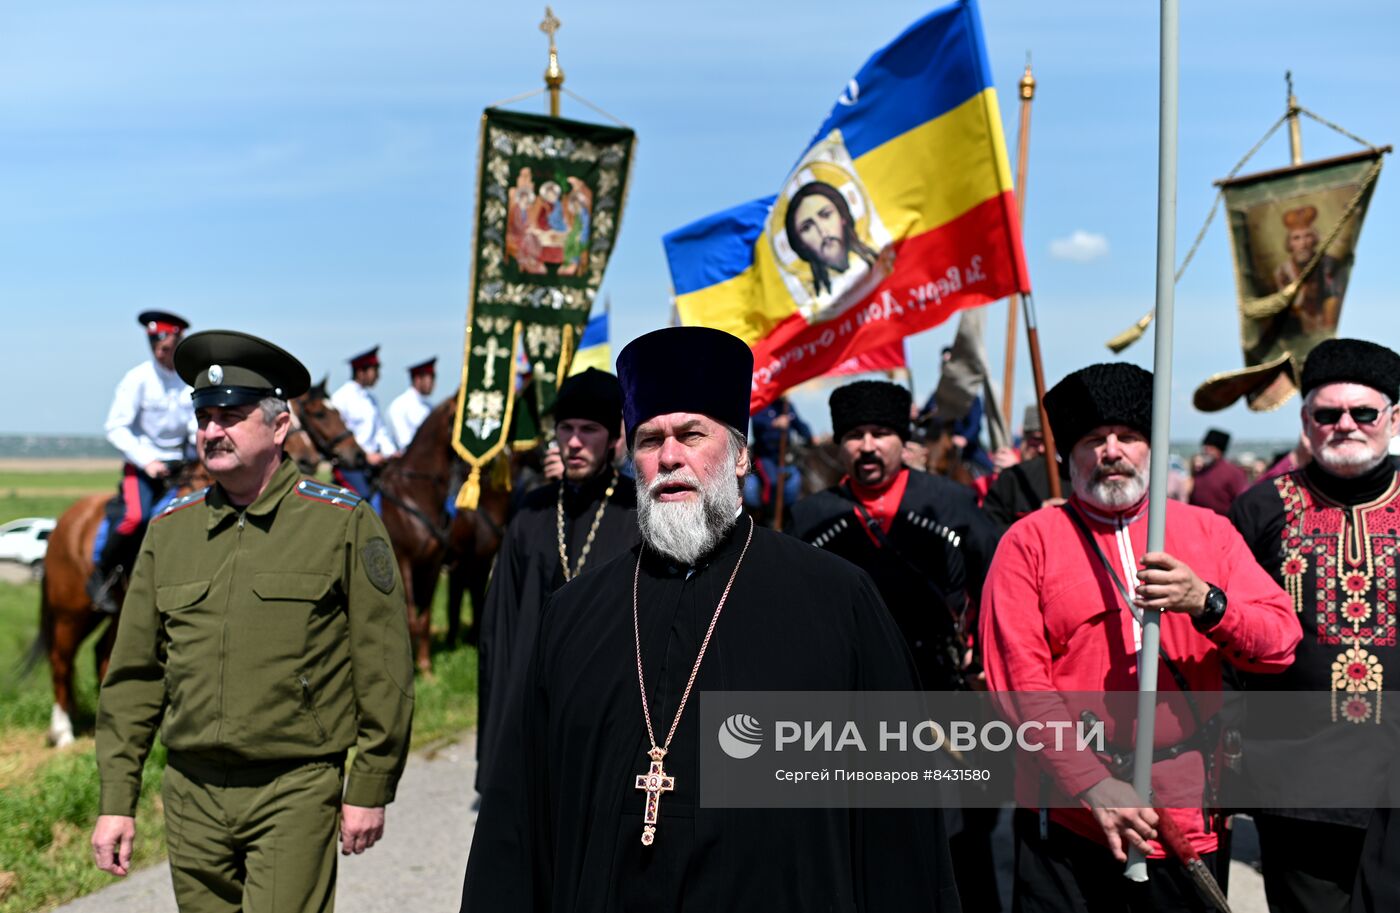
xmin=648 ymin=469 xmax=701 ymax=497
xmin=1094 ymin=461 xmax=1137 ymax=480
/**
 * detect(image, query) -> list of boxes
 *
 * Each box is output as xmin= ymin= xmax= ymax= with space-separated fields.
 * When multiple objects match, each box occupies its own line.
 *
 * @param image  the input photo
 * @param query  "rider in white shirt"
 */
xmin=330 ymin=346 xmax=398 ymax=496
xmin=91 ymin=311 xmax=196 ymax=611
xmin=386 ymin=357 xmax=436 ymax=450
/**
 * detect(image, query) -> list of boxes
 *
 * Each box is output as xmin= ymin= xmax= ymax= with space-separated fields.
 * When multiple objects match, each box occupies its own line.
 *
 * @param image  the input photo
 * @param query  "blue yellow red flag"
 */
xmin=663 ymin=0 xmax=1029 ymax=412
xmin=568 ymin=311 xmax=612 ymax=375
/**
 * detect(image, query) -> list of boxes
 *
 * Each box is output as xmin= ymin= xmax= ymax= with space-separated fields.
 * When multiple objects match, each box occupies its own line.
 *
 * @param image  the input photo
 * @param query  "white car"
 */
xmin=0 ymin=517 xmax=57 ymax=569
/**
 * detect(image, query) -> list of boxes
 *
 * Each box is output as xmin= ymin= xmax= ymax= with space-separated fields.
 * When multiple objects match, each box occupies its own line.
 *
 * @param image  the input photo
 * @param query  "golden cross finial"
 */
xmin=540 ymin=7 xmax=561 ymax=47
xmin=540 ymin=5 xmax=565 ymax=113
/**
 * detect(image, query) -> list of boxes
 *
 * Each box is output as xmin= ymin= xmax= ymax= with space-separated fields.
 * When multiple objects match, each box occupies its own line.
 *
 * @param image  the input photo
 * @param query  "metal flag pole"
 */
xmin=1126 ymin=0 xmax=1179 ymax=883
xmin=1002 ymin=56 xmax=1036 ymax=432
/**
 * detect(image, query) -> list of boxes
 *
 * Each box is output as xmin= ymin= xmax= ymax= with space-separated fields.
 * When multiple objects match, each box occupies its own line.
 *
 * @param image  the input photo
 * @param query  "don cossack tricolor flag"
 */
xmin=663 ymin=0 xmax=1030 ymax=412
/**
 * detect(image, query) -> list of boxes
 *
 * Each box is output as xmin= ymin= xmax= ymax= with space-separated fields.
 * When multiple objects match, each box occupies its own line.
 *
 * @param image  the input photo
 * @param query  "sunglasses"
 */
xmin=1310 ymin=405 xmax=1390 ymax=426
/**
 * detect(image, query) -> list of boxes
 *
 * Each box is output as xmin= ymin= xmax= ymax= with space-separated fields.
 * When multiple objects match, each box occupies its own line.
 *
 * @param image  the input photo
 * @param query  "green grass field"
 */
xmin=0 ymin=469 xmax=116 ymax=529
xmin=0 ymin=466 xmax=478 ymax=913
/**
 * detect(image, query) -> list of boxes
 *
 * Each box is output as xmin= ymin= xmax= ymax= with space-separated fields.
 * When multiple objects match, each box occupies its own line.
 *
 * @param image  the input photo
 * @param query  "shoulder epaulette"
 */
xmin=295 ymin=479 xmax=363 ymax=510
xmin=155 ymin=487 xmax=209 ymax=521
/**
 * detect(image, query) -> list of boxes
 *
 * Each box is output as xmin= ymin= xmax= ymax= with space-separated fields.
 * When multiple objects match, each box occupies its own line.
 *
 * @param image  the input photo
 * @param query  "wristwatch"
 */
xmin=1193 ymin=584 xmax=1228 ymax=631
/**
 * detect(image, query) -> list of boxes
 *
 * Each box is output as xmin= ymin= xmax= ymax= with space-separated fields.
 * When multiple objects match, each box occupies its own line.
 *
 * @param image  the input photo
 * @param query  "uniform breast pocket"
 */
xmin=251 ymin=572 xmax=334 ymax=659
xmin=156 ymin=579 xmax=213 ymax=651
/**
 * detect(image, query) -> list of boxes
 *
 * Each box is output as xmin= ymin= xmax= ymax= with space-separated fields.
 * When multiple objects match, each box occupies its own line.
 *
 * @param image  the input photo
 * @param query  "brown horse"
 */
xmin=376 ymin=392 xmax=543 ymax=669
xmin=283 ymin=413 xmax=323 ymax=474
xmin=375 ymin=398 xmax=459 ymax=673
xmin=441 ymin=447 xmax=540 ymax=649
xmin=292 ymin=378 xmax=366 ymax=473
xmin=39 ymin=461 xmax=211 ymax=747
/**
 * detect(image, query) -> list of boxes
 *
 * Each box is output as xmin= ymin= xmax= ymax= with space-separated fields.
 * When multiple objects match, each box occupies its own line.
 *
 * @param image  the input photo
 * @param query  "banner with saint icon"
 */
xmin=1194 ymin=148 xmax=1386 ymax=412
xmin=453 ymin=107 xmax=635 ymax=506
xmin=663 ymin=0 xmax=1029 ymax=412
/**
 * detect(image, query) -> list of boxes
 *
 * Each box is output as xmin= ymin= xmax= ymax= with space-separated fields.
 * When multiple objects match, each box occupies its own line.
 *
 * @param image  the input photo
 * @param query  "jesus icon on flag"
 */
xmin=768 ymin=131 xmax=895 ymax=322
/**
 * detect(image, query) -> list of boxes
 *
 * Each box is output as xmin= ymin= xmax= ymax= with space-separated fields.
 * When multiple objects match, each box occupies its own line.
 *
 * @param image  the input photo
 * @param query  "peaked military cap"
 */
xmin=617 ymin=327 xmax=753 ymax=444
xmin=1299 ymin=338 xmax=1400 ymax=402
xmin=407 ymin=357 xmax=436 ymax=378
xmin=175 ymin=330 xmax=311 ymax=410
xmin=1043 ymin=362 xmax=1153 ymax=460
xmin=830 ymin=380 xmax=912 ymax=442
xmin=138 ymin=310 xmax=189 ymax=338
xmin=552 ymin=367 xmax=622 ymax=430
xmin=349 ymin=346 xmax=380 ymax=370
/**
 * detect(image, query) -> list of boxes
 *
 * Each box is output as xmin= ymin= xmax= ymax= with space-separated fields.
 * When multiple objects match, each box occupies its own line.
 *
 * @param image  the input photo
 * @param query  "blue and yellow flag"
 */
xmin=568 ymin=311 xmax=612 ymax=375
xmin=663 ymin=0 xmax=1029 ymax=411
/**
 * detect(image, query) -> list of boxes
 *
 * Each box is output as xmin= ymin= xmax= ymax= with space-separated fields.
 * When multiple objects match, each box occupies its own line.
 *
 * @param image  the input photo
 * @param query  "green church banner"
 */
xmin=453 ymin=107 xmax=634 ymax=506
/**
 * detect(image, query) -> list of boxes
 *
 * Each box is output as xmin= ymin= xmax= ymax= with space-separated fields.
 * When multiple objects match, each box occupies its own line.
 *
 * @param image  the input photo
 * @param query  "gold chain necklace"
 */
xmin=631 ymin=516 xmax=754 ymax=846
xmin=556 ymin=468 xmax=619 ymax=582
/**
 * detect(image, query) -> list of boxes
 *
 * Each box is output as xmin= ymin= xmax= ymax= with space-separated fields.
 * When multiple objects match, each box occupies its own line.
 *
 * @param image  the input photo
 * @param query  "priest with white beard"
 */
xmin=459 ymin=326 xmax=961 ymax=912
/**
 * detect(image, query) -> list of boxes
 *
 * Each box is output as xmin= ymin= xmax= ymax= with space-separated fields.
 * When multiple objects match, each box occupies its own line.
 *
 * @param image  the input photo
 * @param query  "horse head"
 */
xmin=174 ymin=459 xmax=215 ymax=494
xmin=292 ymin=382 xmax=366 ymax=469
xmin=282 ymin=404 xmax=324 ymax=475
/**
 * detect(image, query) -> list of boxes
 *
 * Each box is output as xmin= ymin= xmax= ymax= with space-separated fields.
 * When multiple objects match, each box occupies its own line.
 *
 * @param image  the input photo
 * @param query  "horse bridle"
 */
xmin=293 ymin=400 xmax=357 ymax=466
xmin=282 ymin=424 xmax=322 ymax=474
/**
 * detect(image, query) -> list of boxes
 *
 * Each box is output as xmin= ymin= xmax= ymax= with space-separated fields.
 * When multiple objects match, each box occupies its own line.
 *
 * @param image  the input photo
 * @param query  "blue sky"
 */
xmin=3 ymin=1 xmax=1396 ymax=442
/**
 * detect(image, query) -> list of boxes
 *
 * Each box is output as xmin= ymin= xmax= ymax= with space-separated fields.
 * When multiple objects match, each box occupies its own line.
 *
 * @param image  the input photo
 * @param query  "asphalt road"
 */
xmin=54 ymin=733 xmax=1269 ymax=912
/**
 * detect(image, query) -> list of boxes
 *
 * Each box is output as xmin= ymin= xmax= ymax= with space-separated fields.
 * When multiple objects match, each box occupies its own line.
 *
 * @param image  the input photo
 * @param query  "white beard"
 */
xmin=636 ymin=448 xmax=741 ymax=565
xmin=1314 ymin=436 xmax=1387 ymax=477
xmin=1072 ymin=457 xmax=1150 ymax=510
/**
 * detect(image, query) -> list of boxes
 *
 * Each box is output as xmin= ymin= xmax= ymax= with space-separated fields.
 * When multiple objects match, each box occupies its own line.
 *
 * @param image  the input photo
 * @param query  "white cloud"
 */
xmin=1049 ymin=230 xmax=1110 ymax=262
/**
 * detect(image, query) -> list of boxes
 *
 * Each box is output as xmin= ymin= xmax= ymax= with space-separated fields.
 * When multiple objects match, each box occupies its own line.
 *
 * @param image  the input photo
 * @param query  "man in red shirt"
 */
xmin=980 ymin=362 xmax=1300 ymax=912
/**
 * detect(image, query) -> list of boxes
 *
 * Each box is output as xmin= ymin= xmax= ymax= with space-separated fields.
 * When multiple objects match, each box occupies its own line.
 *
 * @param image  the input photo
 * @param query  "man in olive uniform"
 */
xmin=91 ymin=330 xmax=415 ymax=913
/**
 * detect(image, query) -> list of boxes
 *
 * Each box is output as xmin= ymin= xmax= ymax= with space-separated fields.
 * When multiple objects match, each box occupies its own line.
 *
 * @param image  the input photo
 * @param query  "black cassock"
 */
xmin=476 ymin=469 xmax=638 ymax=788
xmin=461 ymin=518 xmax=960 ymax=912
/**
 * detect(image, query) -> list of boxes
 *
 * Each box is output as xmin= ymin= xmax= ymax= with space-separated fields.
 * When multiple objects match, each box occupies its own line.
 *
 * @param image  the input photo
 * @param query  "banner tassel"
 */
xmin=491 ymin=453 xmax=513 ymax=492
xmin=1106 ymin=312 xmax=1154 ymax=353
xmin=456 ymin=465 xmax=482 ymax=511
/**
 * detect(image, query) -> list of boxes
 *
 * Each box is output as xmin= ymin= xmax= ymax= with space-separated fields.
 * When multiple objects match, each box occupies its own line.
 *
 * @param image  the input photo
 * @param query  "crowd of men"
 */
xmin=86 ymin=315 xmax=1400 ymax=913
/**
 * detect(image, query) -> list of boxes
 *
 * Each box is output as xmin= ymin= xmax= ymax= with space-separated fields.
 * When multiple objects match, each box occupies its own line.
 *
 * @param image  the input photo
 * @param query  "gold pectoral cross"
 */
xmin=634 ymin=746 xmax=676 ymax=846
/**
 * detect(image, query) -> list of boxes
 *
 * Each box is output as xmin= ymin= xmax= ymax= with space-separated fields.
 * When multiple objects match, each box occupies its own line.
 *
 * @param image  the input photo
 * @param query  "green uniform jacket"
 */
xmin=96 ymin=457 xmax=415 ymax=816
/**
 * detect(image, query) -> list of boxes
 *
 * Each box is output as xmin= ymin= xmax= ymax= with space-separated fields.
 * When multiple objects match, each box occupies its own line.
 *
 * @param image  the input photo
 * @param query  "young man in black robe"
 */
xmin=789 ymin=379 xmax=1001 ymax=909
xmin=1229 ymin=338 xmax=1400 ymax=913
xmin=460 ymin=326 xmax=960 ymax=912
xmin=475 ymin=367 xmax=638 ymax=787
